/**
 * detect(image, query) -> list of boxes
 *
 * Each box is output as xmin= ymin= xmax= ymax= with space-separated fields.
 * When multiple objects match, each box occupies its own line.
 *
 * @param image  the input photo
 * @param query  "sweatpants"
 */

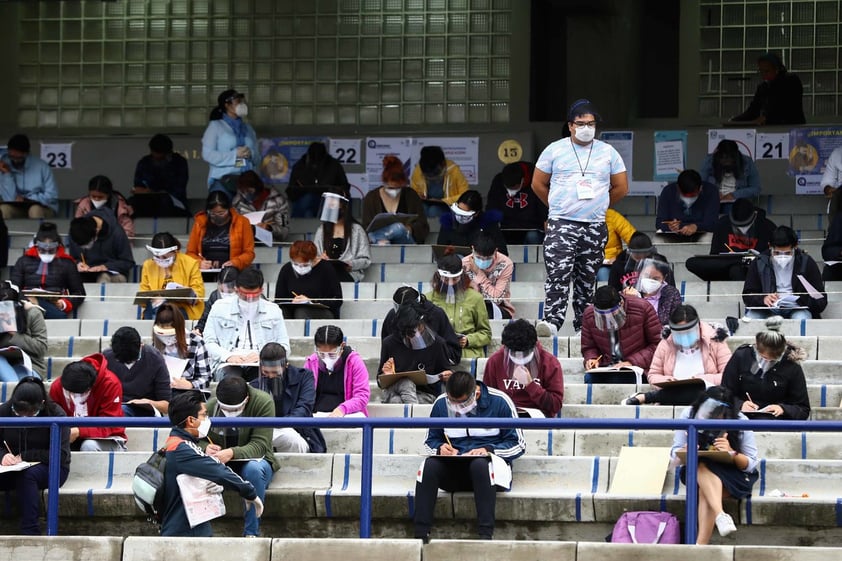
xmin=414 ymin=456 xmax=496 ymax=540
xmin=685 ymin=255 xmax=749 ymax=281
xmin=543 ymin=219 xmax=607 ymax=331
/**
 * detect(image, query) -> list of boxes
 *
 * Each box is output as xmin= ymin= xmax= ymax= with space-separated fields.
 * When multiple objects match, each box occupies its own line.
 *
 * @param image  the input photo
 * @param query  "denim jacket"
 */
xmin=202 ymin=297 xmax=290 ymax=368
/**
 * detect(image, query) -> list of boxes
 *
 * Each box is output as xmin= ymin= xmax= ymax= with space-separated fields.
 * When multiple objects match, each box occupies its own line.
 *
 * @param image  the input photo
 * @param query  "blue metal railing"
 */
xmin=2 ymin=415 xmax=840 ymax=544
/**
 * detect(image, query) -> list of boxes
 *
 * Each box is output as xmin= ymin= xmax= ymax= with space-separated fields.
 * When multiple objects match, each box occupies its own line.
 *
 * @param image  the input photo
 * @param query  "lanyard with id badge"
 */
xmin=572 ymin=139 xmax=595 ymax=200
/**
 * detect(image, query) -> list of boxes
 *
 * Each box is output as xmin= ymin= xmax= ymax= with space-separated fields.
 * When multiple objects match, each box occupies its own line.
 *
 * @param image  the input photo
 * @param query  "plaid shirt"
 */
xmin=180 ymin=332 xmax=212 ymax=389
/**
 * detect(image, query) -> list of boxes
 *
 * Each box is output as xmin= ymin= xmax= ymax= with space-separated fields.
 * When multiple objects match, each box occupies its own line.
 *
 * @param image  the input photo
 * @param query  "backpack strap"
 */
xmin=164 ymin=436 xmax=185 ymax=452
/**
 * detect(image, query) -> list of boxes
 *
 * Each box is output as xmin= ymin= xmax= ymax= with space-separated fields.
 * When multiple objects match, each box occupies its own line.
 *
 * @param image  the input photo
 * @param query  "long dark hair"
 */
xmin=689 ymin=386 xmax=743 ymax=453
xmin=711 ymin=140 xmax=744 ymax=183
xmin=153 ymin=303 xmax=188 ymax=358
xmin=321 ymin=187 xmax=356 ymax=259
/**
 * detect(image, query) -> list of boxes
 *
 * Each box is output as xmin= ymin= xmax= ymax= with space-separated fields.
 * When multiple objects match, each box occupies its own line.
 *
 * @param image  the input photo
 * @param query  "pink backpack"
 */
xmin=610 ymin=511 xmax=681 ymax=544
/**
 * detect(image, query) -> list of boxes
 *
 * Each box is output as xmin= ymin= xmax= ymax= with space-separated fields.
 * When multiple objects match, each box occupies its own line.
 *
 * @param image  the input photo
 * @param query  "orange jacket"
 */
xmin=186 ymin=207 xmax=255 ymax=270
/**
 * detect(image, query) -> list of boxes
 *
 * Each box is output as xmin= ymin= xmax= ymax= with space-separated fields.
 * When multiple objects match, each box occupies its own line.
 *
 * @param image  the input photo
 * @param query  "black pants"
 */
xmin=685 ymin=256 xmax=748 ymax=281
xmin=645 ymin=383 xmax=706 ymax=406
xmin=129 ymin=193 xmax=191 ymax=217
xmin=823 ymin=263 xmax=842 ymax=281
xmin=414 ymin=456 xmax=496 ymax=539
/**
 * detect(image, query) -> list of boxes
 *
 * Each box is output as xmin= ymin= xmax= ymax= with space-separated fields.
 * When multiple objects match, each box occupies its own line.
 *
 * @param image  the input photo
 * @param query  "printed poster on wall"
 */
xmin=257 ymin=136 xmax=326 ymax=184
xmin=706 ymin=129 xmax=756 ymax=158
xmin=653 ymin=131 xmax=687 ymax=182
xmin=787 ymin=126 xmax=842 ymax=194
xmin=412 ymin=137 xmax=480 ymax=184
xmin=40 ymin=142 xmax=73 ymax=169
xmin=345 ymin=173 xmax=368 ymax=199
xmin=364 ymin=137 xmax=414 ymax=194
xmin=600 ymin=131 xmax=634 ymax=181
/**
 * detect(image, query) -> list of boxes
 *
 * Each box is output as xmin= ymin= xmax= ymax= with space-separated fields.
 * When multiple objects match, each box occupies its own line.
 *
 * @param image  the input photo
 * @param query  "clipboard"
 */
xmin=378 ymin=369 xmax=429 ymax=388
xmin=585 ymin=366 xmax=639 ymax=385
xmin=133 ymin=288 xmax=195 ymax=305
xmin=366 ymin=212 xmax=416 ymax=233
xmin=676 ymin=449 xmax=735 ymax=464
xmin=432 ymin=245 xmax=472 ymax=260
xmin=654 ymin=230 xmax=705 ymax=243
xmin=22 ymin=289 xmax=64 ymax=298
xmin=276 ymin=300 xmax=331 ymax=310
xmin=743 ymin=410 xmax=777 ymax=420
xmin=655 ymin=378 xmax=706 ymax=388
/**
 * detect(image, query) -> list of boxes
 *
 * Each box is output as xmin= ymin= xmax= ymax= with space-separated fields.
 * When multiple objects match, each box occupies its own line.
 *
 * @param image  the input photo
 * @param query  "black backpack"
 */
xmin=132 ymin=437 xmax=182 ymax=527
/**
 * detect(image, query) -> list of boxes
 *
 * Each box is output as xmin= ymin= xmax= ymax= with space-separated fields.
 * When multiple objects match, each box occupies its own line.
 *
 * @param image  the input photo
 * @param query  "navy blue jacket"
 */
xmin=66 ymin=208 xmax=135 ymax=277
xmin=656 ymin=181 xmax=720 ymax=233
xmin=161 ymin=427 xmax=257 ymax=537
xmin=437 ymin=210 xmax=509 ymax=256
xmin=133 ymin=153 xmax=190 ymax=208
xmin=742 ymin=249 xmax=828 ymax=318
xmin=250 ymin=365 xmax=326 ymax=453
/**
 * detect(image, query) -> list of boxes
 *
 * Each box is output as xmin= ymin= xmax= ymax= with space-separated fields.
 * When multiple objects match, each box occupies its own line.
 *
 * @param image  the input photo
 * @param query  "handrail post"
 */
xmin=684 ymin=424 xmax=698 ymax=545
xmin=46 ymin=422 xmax=61 ymax=536
xmin=359 ymin=422 xmax=374 ymax=538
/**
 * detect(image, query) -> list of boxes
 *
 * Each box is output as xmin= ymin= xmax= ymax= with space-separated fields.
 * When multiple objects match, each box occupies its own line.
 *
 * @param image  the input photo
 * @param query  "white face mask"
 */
xmin=322 ymin=356 xmax=339 ymax=371
xmin=220 ymin=291 xmax=237 ymax=300
xmin=506 ymin=188 xmax=520 ymax=197
xmin=454 ymin=213 xmax=474 ymax=225
xmin=384 ymin=188 xmax=401 ymax=198
xmin=680 ymin=196 xmax=698 ymax=207
xmin=154 ymin=256 xmax=175 ymax=268
xmin=640 ymin=277 xmax=663 ymax=294
xmin=90 ymin=198 xmax=108 ymax=209
xmin=239 ymin=299 xmax=259 ymax=320
xmin=38 ymin=252 xmax=55 ymax=264
xmin=196 ymin=417 xmax=212 ymax=438
xmin=155 ymin=333 xmax=177 ymax=347
xmin=292 ymin=263 xmax=312 ymax=276
xmin=510 ymin=351 xmax=534 ymax=366
xmin=235 ymin=102 xmax=249 ymax=118
xmin=773 ymin=254 xmax=793 ymax=268
xmin=574 ymin=125 xmax=596 ymax=143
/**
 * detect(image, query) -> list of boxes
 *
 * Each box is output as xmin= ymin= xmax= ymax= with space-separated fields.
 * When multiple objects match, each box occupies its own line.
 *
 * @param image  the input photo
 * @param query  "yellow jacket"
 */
xmin=410 ymin=159 xmax=469 ymax=205
xmin=140 ymin=253 xmax=206 ymax=319
xmin=604 ymin=209 xmax=636 ymax=262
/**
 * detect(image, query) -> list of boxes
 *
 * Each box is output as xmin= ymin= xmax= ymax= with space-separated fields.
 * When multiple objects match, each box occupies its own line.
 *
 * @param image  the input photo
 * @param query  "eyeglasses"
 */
xmin=208 ymin=211 xmax=229 ymax=219
xmin=573 ymin=121 xmax=596 ymax=128
xmin=316 ymin=347 xmax=342 ymax=361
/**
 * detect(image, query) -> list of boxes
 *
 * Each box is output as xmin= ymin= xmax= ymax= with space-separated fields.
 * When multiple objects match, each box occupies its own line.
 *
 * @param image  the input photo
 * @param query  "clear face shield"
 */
xmin=450 ymin=203 xmax=476 ymax=225
xmin=506 ymin=346 xmax=540 ymax=386
xmin=635 ymin=258 xmax=669 ymax=296
xmin=695 ymin=397 xmax=732 ymax=449
xmin=256 ymin=360 xmax=286 ymax=397
xmin=593 ymin=301 xmax=627 ymax=332
xmin=318 ymin=192 xmax=348 ymax=224
xmin=436 ymin=269 xmax=464 ymax=304
xmin=403 ymin=323 xmax=438 ymax=350
xmin=669 ymin=317 xmax=701 ymax=353
xmin=446 ymin=388 xmax=478 ymax=417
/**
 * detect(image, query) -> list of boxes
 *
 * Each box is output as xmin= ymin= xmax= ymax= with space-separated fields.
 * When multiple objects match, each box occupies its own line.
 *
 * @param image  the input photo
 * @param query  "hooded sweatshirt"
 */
xmin=11 ymin=245 xmax=86 ymax=314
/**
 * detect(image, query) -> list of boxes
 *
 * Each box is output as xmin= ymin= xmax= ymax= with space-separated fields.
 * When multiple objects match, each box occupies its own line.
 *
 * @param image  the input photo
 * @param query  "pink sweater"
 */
xmin=304 ymin=350 xmax=370 ymax=416
xmin=647 ymin=322 xmax=732 ymax=387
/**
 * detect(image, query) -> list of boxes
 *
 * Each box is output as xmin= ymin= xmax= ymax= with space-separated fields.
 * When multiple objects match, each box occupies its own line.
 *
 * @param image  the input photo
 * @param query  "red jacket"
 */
xmin=49 ymin=353 xmax=127 ymax=442
xmin=580 ymin=297 xmax=662 ymax=372
xmin=482 ymin=342 xmax=564 ymax=418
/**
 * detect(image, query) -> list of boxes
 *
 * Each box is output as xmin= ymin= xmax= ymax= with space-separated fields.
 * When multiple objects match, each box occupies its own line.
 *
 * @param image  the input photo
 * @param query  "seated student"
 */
xmin=621 ymin=256 xmax=682 ymax=326
xmin=74 ymin=175 xmax=135 ymax=239
xmin=414 ymin=371 xmax=525 ymax=542
xmin=251 ymin=342 xmax=325 ymax=453
xmin=186 ymin=191 xmax=255 ymax=272
xmin=721 ymin=317 xmax=810 ymax=420
xmin=597 ymin=208 xmax=636 ymax=282
xmin=482 ymin=319 xmax=564 ymax=418
xmin=140 ymin=232 xmax=205 ymax=320
xmin=232 ymin=170 xmax=290 ymax=242
xmin=194 ymin=266 xmax=238 ymax=335
xmin=11 ymin=221 xmax=85 ymax=319
xmin=437 ymin=190 xmax=508 ymax=256
xmin=49 ymin=356 xmax=127 ymax=452
xmin=671 ymin=386 xmax=759 ymax=544
xmin=160 ymin=392 xmax=261 ymax=538
xmin=607 ymin=232 xmax=675 ymax=291
xmin=581 ymin=285 xmax=661 ymax=383
xmin=656 ymin=169 xmax=719 ymax=237
xmin=623 ymin=305 xmax=732 ymax=406
xmin=425 ymin=254 xmax=492 ymax=360
xmin=313 ymin=190 xmax=371 ymax=282
xmin=821 ymin=212 xmax=842 ymax=281
xmin=274 ymin=240 xmax=343 ymax=320
xmin=67 ymin=208 xmax=135 ymax=283
xmin=0 ymin=281 xmax=47 ymax=380
xmin=202 ymin=375 xmax=279 ymax=537
xmin=378 ymin=304 xmax=454 ymax=404
xmin=411 ymin=145 xmax=469 ymax=218
xmin=362 ymin=155 xmax=429 ymax=245
xmin=130 ymin=133 xmax=191 ymax=217
xmin=686 ymin=198 xmax=777 ymax=282
xmin=103 ymin=326 xmax=171 ymax=417
xmin=742 ymin=225 xmax=827 ymax=320
xmin=153 ymin=303 xmax=211 ymax=393
xmin=0 ymin=377 xmax=70 ymax=535
xmin=286 ymin=141 xmax=349 ymax=218
xmin=462 ymin=231 xmax=515 ymax=319
xmin=381 ymin=286 xmax=462 ymax=366
xmin=0 ymin=134 xmax=59 ymax=220
xmin=700 ymin=139 xmax=762 ymax=206
xmin=485 ymin=161 xmax=546 ymax=245
xmin=303 ymin=325 xmax=370 ymax=417
xmin=205 ymin=267 xmax=290 ymax=380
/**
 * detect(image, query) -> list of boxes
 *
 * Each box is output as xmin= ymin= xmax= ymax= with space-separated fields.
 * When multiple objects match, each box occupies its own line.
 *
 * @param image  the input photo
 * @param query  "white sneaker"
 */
xmin=535 ymin=320 xmax=558 ymax=337
xmin=715 ymin=512 xmax=737 ymax=537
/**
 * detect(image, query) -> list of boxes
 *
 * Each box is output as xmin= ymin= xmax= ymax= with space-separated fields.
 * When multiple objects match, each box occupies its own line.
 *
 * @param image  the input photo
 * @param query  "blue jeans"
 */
xmin=745 ymin=308 xmax=812 ymax=321
xmin=37 ymin=298 xmax=70 ymax=319
xmin=424 ymin=202 xmax=447 ymax=218
xmin=595 ymin=265 xmax=611 ymax=282
xmin=0 ymin=357 xmax=31 ymax=382
xmin=291 ymin=192 xmax=320 ymax=218
xmin=0 ymin=464 xmax=69 ymax=534
xmin=232 ymin=458 xmax=273 ymax=536
xmin=521 ymin=230 xmax=545 ymax=245
xmin=368 ymin=222 xmax=416 ymax=245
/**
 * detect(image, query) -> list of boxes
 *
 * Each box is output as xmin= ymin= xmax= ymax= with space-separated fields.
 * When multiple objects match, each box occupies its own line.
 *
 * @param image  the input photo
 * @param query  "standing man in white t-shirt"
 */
xmin=532 ymin=99 xmax=628 ymax=336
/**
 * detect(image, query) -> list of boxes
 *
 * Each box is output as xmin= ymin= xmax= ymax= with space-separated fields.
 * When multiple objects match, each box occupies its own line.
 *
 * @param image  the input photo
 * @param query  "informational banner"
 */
xmin=40 ymin=142 xmax=73 ymax=169
xmin=364 ymin=137 xmax=414 ymax=194
xmin=756 ymin=132 xmax=790 ymax=160
xmin=653 ymin=131 xmax=687 ymax=182
xmin=328 ymin=138 xmax=361 ymax=166
xmin=412 ymin=137 xmax=480 ymax=184
xmin=794 ymin=175 xmax=822 ymax=195
xmin=257 ymin=136 xmax=325 ymax=184
xmin=628 ymin=181 xmax=666 ymax=197
xmin=600 ymin=131 xmax=634 ymax=180
xmin=707 ymin=129 xmax=756 ymax=158
xmin=787 ymin=126 xmax=842 ymax=193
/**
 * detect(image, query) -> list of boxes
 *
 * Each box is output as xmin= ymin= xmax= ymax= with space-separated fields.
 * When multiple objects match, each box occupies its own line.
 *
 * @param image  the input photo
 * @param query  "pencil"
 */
xmin=291 ymin=292 xmax=299 ymax=297
xmin=444 ymin=433 xmax=453 ymax=448
xmin=725 ymin=244 xmax=735 ymax=253
xmin=80 ymin=253 xmax=87 ymax=266
xmin=3 ymin=440 xmax=12 ymax=456
xmin=206 ymin=433 xmax=215 ymax=446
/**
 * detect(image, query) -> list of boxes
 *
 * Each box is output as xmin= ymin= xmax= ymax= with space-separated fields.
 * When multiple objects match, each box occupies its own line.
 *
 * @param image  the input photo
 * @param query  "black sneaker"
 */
xmin=726 ymin=316 xmax=739 ymax=335
xmin=621 ymin=393 xmax=644 ymax=406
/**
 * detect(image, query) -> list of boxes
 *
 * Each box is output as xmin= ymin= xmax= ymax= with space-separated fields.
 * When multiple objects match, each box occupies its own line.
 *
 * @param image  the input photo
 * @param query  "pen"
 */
xmin=291 ymin=292 xmax=300 ymax=297
xmin=725 ymin=244 xmax=735 ymax=253
xmin=3 ymin=440 xmax=12 ymax=456
xmin=80 ymin=253 xmax=87 ymax=266
xmin=746 ymin=392 xmax=753 ymax=403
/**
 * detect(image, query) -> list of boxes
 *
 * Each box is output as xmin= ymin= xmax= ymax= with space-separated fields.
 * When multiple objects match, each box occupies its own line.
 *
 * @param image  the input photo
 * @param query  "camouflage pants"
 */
xmin=543 ymin=220 xmax=607 ymax=331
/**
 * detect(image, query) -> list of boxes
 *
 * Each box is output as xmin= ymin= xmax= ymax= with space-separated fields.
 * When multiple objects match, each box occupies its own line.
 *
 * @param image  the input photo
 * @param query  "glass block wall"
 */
xmin=17 ymin=0 xmax=512 ymax=129
xmin=699 ymin=0 xmax=841 ymax=119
